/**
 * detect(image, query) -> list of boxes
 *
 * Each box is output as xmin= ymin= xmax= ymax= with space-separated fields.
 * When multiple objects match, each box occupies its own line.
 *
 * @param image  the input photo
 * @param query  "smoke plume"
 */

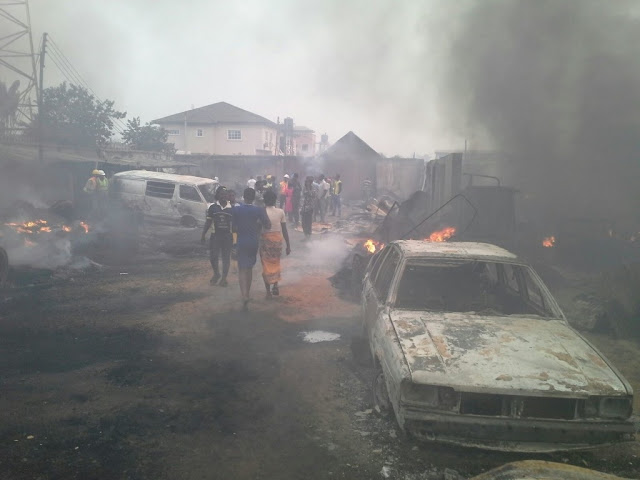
xmin=438 ymin=0 xmax=640 ymax=229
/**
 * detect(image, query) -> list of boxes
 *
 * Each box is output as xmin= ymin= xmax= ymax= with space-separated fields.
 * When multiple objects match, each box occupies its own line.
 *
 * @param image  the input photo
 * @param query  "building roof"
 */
xmin=392 ymin=240 xmax=519 ymax=261
xmin=152 ymin=101 xmax=277 ymax=127
xmin=293 ymin=125 xmax=314 ymax=133
xmin=317 ymin=131 xmax=380 ymax=160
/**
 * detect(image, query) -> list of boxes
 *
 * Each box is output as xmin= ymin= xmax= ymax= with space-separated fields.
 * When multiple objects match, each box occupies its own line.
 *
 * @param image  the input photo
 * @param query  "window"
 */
xmin=374 ymin=248 xmax=400 ymax=302
xmin=166 ymin=129 xmax=180 ymax=135
xmin=196 ymin=129 xmax=204 ymax=137
xmin=368 ymin=248 xmax=388 ymax=285
xmin=522 ymin=268 xmax=547 ymax=312
xmin=394 ymin=260 xmax=555 ymax=316
xmin=145 ymin=181 xmax=175 ymax=199
xmin=501 ymin=264 xmax=521 ymax=295
xmin=179 ymin=185 xmax=202 ymax=202
xmin=227 ymin=129 xmax=242 ymax=140
xmin=198 ymin=183 xmax=217 ymax=203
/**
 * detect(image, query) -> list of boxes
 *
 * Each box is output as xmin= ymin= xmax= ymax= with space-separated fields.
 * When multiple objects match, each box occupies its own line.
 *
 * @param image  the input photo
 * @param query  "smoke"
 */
xmin=436 ymin=0 xmax=640 ymax=227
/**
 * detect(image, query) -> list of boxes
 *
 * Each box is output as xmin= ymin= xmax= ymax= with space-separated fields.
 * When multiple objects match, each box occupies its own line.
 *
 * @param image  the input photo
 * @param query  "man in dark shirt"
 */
xmin=232 ymin=188 xmax=271 ymax=311
xmin=201 ymin=187 xmax=233 ymax=286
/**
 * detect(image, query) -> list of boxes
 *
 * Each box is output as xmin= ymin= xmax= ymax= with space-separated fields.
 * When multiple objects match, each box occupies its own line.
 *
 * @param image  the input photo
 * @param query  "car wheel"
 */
xmin=372 ymin=366 xmax=391 ymax=414
xmin=0 ymin=247 xmax=8 ymax=287
xmin=180 ymin=215 xmax=197 ymax=228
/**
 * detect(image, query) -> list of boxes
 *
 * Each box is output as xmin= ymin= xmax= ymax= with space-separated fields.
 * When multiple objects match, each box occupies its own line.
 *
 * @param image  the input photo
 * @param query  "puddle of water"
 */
xmin=300 ymin=330 xmax=341 ymax=343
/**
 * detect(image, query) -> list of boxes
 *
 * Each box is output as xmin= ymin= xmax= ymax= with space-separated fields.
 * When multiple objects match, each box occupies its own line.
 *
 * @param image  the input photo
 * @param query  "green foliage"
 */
xmin=41 ymin=82 xmax=125 ymax=147
xmin=0 ymin=80 xmax=20 ymax=133
xmin=122 ymin=117 xmax=175 ymax=154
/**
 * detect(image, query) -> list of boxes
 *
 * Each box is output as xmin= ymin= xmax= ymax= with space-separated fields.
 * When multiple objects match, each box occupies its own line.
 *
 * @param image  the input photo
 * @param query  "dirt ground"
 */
xmin=1 ymin=224 xmax=640 ymax=480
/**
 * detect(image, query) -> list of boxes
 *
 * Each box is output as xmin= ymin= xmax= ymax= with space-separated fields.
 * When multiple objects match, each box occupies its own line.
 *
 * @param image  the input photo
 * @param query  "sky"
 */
xmin=4 ymin=0 xmax=463 ymax=157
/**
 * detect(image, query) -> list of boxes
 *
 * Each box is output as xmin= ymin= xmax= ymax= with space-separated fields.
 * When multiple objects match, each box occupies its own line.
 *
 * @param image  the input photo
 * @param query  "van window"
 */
xmin=179 ymin=185 xmax=202 ymax=202
xmin=146 ymin=181 xmax=175 ymax=199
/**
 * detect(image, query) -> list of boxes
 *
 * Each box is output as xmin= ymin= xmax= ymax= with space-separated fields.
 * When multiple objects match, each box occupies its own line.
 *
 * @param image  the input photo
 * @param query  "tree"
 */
xmin=0 ymin=80 xmax=20 ymax=134
xmin=122 ymin=116 xmax=175 ymax=154
xmin=40 ymin=82 xmax=125 ymax=148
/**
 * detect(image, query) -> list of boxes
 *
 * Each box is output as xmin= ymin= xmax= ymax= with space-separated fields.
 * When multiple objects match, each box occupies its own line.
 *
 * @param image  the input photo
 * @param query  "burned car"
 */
xmin=362 ymin=240 xmax=634 ymax=452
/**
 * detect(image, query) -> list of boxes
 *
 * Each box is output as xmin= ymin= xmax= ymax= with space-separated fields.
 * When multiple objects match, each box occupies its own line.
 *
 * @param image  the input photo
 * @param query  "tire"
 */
xmin=0 ymin=247 xmax=8 ymax=287
xmin=180 ymin=215 xmax=197 ymax=228
xmin=372 ymin=365 xmax=391 ymax=414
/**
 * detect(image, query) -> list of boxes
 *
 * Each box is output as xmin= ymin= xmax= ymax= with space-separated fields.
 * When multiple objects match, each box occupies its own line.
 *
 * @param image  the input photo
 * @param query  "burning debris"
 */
xmin=542 ymin=236 xmax=556 ymax=248
xmin=363 ymin=238 xmax=384 ymax=254
xmin=426 ymin=226 xmax=456 ymax=243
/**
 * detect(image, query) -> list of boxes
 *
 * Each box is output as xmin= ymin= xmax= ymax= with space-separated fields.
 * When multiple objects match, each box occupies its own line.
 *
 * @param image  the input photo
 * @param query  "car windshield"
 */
xmin=198 ymin=183 xmax=217 ymax=203
xmin=394 ymin=260 xmax=559 ymax=318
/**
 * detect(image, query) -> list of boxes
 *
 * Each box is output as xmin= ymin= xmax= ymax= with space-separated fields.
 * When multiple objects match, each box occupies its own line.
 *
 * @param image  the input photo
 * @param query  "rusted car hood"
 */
xmin=390 ymin=310 xmax=629 ymax=396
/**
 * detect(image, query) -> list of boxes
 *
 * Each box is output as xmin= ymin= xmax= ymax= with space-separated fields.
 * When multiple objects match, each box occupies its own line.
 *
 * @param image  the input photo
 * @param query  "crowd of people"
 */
xmin=200 ymin=171 xmax=341 ymax=311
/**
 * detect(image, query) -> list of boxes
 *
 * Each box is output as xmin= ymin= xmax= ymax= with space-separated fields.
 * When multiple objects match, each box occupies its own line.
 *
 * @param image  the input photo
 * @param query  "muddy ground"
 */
xmin=1 ymin=224 xmax=640 ymax=480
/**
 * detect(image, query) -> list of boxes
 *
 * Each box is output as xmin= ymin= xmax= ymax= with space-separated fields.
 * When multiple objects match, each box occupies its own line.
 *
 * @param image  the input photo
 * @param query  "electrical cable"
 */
xmin=47 ymin=35 xmax=127 ymax=134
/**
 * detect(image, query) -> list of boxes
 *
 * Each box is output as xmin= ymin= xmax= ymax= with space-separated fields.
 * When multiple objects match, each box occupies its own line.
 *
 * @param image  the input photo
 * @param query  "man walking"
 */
xmin=331 ymin=174 xmax=342 ymax=217
xmin=201 ymin=187 xmax=233 ymax=286
xmin=289 ymin=173 xmax=302 ymax=226
xmin=319 ymin=174 xmax=330 ymax=222
xmin=278 ymin=174 xmax=289 ymax=209
xmin=232 ymin=188 xmax=271 ymax=311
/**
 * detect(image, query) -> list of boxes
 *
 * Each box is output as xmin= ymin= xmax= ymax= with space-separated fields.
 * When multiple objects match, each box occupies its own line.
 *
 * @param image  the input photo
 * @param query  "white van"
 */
xmin=111 ymin=170 xmax=218 ymax=227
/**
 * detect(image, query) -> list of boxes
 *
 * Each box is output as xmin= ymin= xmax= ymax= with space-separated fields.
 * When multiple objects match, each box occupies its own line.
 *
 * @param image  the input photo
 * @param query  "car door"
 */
xmin=178 ymin=184 xmax=206 ymax=224
xmin=366 ymin=247 xmax=401 ymax=341
xmin=363 ymin=247 xmax=388 ymax=331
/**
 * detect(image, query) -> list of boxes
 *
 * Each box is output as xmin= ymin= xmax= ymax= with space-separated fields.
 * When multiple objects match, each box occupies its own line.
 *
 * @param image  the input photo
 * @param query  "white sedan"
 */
xmin=362 ymin=240 xmax=635 ymax=452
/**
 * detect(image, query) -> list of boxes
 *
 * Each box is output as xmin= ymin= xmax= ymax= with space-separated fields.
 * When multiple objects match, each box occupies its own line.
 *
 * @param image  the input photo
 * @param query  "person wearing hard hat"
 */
xmin=83 ymin=169 xmax=109 ymax=214
xmin=278 ymin=174 xmax=289 ymax=209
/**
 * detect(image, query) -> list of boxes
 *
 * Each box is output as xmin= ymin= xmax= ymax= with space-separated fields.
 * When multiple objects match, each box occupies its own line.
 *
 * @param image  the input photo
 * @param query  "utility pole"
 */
xmin=38 ymin=32 xmax=47 ymax=162
xmin=0 ymin=0 xmax=40 ymax=139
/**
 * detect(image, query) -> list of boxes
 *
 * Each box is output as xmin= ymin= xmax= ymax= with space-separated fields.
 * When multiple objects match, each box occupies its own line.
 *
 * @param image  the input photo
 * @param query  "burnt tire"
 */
xmin=180 ymin=215 xmax=197 ymax=228
xmin=372 ymin=366 xmax=391 ymax=415
xmin=0 ymin=247 xmax=8 ymax=287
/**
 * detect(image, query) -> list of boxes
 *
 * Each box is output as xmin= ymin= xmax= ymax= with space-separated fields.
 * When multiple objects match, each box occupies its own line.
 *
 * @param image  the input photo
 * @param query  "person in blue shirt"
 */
xmin=232 ymin=188 xmax=271 ymax=311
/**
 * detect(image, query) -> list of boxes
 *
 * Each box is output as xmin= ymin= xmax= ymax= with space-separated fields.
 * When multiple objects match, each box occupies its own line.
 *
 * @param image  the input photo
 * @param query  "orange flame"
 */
xmin=426 ymin=227 xmax=456 ymax=242
xmin=5 ymin=219 xmax=51 ymax=234
xmin=363 ymin=239 xmax=384 ymax=254
xmin=62 ymin=225 xmax=72 ymax=232
xmin=542 ymin=236 xmax=556 ymax=248
xmin=79 ymin=222 xmax=90 ymax=233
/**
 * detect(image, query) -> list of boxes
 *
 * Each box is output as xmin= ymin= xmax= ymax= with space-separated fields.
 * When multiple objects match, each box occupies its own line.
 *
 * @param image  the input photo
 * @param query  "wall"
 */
xmin=161 ymin=123 xmax=277 ymax=155
xmin=376 ymin=157 xmax=425 ymax=200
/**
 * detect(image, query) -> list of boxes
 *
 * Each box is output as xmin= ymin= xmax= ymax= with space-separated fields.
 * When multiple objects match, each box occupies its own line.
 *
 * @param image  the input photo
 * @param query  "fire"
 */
xmin=426 ymin=227 xmax=456 ymax=242
xmin=363 ymin=239 xmax=384 ymax=254
xmin=5 ymin=219 xmax=51 ymax=234
xmin=24 ymin=238 xmax=36 ymax=247
xmin=62 ymin=225 xmax=72 ymax=232
xmin=542 ymin=236 xmax=556 ymax=248
xmin=79 ymin=222 xmax=90 ymax=233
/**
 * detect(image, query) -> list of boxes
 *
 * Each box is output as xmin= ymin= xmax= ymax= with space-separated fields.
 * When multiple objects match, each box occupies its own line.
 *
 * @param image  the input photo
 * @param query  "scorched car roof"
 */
xmin=391 ymin=240 xmax=518 ymax=262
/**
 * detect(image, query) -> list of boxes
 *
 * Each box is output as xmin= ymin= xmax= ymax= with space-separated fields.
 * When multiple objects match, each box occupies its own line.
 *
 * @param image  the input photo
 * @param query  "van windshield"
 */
xmin=199 ymin=183 xmax=217 ymax=203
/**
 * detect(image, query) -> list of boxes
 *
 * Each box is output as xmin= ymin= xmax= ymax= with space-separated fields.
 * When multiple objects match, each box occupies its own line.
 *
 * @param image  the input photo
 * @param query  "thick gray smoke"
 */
xmin=438 ymin=0 xmax=640 ymax=229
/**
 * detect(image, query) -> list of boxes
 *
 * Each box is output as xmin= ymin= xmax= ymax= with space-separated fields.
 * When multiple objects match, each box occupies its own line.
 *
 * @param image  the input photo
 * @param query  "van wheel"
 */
xmin=372 ymin=366 xmax=391 ymax=415
xmin=180 ymin=215 xmax=197 ymax=228
xmin=0 ymin=247 xmax=9 ymax=287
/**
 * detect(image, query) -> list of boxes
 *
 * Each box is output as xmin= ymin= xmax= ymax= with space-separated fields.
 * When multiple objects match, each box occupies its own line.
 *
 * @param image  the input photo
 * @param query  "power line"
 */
xmin=45 ymin=34 xmax=128 ymax=134
xmin=49 ymin=37 xmax=129 ymax=133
